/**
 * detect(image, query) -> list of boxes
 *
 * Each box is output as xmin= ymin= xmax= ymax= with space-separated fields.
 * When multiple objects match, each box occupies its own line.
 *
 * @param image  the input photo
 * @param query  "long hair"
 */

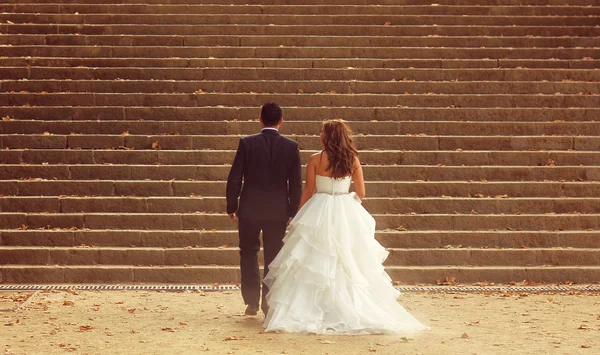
xmin=321 ymin=119 xmax=359 ymax=179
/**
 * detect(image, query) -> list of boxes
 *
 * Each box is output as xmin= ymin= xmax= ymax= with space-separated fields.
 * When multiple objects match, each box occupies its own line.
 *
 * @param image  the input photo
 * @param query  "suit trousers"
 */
xmin=238 ymin=217 xmax=287 ymax=306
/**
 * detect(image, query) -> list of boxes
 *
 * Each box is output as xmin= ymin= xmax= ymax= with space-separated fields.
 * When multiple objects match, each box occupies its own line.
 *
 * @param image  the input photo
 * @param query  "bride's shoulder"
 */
xmin=310 ymin=151 xmax=325 ymax=160
xmin=353 ymin=155 xmax=362 ymax=169
xmin=307 ymin=152 xmax=321 ymax=165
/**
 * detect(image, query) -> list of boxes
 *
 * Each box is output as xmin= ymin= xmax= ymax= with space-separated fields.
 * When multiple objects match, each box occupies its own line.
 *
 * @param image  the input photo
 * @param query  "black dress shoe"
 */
xmin=245 ymin=304 xmax=259 ymax=315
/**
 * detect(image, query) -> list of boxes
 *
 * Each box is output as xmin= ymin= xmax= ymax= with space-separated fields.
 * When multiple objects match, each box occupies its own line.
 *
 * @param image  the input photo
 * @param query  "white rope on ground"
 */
xmin=0 ymin=285 xmax=599 ymax=293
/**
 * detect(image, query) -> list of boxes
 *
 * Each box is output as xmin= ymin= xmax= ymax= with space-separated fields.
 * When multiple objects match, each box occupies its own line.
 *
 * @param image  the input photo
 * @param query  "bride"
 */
xmin=263 ymin=119 xmax=429 ymax=335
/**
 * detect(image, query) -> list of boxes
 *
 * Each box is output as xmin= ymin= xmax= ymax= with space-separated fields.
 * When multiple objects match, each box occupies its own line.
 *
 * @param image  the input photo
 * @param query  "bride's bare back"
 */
xmin=314 ymin=151 xmax=337 ymax=177
xmin=298 ymin=151 xmax=365 ymax=210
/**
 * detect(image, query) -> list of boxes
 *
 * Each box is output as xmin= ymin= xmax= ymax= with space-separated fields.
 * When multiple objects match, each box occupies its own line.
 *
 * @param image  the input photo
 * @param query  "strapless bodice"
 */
xmin=315 ymin=175 xmax=352 ymax=195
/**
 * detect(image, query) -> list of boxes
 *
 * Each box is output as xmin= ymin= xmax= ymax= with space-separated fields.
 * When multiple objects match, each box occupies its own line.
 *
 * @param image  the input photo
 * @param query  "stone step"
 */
xmin=2 ymin=196 xmax=599 ymax=214
xmin=2 ymin=134 xmax=598 ymax=151
xmin=2 ymin=180 xmax=599 ymax=198
xmin=2 ymin=13 xmax=598 ymax=26
xmin=2 ymin=48 xmax=599 ymax=62
xmin=2 ymin=106 xmax=597 ymax=122
xmin=4 ymin=67 xmax=598 ymax=81
xmin=4 ymin=4 xmax=600 ymax=16
xmin=3 ymin=149 xmax=600 ymax=167
xmin=3 ymin=229 xmax=599 ymax=249
xmin=1 ymin=0 xmax=597 ymax=286
xmin=3 ymin=80 xmax=599 ymax=95
xmin=4 ymin=120 xmax=600 ymax=136
xmin=1 ymin=164 xmax=598 ymax=181
xmin=2 ymin=57 xmax=599 ymax=70
xmin=1 ymin=246 xmax=598 ymax=267
xmin=0 ymin=212 xmax=598 ymax=230
xmin=1 ymin=264 xmax=599 ymax=284
xmin=3 ymin=0 xmax=598 ymax=6
xmin=4 ymin=24 xmax=600 ymax=38
xmin=2 ymin=93 xmax=598 ymax=108
xmin=3 ymin=34 xmax=599 ymax=48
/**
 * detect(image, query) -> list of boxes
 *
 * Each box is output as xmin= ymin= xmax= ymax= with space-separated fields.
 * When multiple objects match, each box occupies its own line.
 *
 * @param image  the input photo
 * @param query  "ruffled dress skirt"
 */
xmin=263 ymin=192 xmax=429 ymax=335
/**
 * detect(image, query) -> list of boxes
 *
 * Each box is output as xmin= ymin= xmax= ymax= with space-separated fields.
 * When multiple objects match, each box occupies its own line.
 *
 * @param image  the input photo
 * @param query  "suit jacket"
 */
xmin=226 ymin=129 xmax=302 ymax=222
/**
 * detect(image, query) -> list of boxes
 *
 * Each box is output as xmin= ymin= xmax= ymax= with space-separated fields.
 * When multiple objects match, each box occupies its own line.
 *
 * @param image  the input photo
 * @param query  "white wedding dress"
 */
xmin=263 ymin=175 xmax=429 ymax=335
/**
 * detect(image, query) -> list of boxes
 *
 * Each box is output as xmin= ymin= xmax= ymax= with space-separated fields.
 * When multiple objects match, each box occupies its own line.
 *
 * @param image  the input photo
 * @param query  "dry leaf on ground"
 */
xmin=223 ymin=336 xmax=245 ymax=341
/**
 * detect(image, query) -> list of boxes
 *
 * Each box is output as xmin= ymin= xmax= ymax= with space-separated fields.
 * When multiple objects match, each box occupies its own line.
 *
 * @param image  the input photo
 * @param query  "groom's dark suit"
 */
xmin=226 ymin=128 xmax=302 ymax=307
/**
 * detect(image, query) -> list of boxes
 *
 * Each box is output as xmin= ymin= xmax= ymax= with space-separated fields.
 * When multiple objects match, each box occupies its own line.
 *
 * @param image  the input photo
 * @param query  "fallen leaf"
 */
xmin=224 ymin=336 xmax=245 ymax=341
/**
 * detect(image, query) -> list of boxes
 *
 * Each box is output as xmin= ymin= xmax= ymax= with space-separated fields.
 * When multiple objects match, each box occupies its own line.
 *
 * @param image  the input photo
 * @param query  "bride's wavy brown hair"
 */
xmin=321 ymin=119 xmax=358 ymax=179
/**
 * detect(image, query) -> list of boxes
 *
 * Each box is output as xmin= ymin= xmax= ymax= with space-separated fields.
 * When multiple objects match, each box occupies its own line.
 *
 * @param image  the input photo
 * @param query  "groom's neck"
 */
xmin=262 ymin=125 xmax=279 ymax=130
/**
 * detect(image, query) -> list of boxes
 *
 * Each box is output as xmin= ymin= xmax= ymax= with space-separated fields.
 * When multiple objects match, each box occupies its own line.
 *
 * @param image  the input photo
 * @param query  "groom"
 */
xmin=226 ymin=102 xmax=302 ymax=315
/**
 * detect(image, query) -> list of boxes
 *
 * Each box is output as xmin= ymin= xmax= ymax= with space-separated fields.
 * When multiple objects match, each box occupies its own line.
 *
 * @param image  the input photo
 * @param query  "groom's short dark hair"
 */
xmin=261 ymin=103 xmax=282 ymax=127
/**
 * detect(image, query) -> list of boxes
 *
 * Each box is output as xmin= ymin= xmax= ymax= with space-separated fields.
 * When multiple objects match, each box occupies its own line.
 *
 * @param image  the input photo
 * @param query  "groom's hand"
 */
xmin=228 ymin=212 xmax=238 ymax=223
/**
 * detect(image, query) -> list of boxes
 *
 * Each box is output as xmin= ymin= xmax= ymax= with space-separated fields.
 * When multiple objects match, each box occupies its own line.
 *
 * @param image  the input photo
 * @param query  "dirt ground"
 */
xmin=1 ymin=288 xmax=598 ymax=355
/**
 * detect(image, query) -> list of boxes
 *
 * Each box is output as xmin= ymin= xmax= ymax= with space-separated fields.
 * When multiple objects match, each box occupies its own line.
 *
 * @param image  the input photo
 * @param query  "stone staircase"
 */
xmin=0 ymin=0 xmax=599 ymax=285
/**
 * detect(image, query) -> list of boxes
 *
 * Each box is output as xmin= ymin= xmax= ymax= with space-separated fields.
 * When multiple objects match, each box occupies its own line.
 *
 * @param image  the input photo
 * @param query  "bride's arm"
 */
xmin=352 ymin=156 xmax=366 ymax=200
xmin=298 ymin=154 xmax=318 ymax=210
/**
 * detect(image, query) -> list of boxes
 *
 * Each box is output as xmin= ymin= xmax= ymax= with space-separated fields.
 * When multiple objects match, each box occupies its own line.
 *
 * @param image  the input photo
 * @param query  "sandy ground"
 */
xmin=1 ymin=289 xmax=599 ymax=355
